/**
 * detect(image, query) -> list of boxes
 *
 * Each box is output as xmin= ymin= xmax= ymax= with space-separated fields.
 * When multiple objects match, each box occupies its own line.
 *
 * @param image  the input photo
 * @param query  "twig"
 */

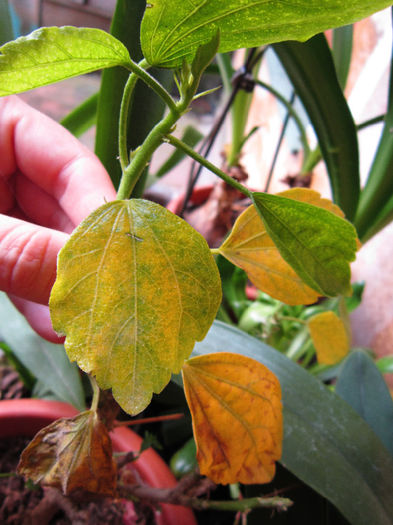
xmin=114 ymin=413 xmax=184 ymax=427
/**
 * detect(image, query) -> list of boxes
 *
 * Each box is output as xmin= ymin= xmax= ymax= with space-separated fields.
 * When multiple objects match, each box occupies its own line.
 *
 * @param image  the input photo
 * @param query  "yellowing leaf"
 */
xmin=49 ymin=200 xmax=222 ymax=415
xmin=182 ymin=352 xmax=282 ymax=485
xmin=308 ymin=311 xmax=350 ymax=365
xmin=219 ymin=188 xmax=346 ymax=304
xmin=17 ymin=411 xmax=116 ymax=496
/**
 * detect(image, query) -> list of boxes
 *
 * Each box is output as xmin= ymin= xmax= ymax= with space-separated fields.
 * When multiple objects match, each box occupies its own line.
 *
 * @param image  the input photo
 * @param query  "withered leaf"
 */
xmin=17 ymin=410 xmax=117 ymax=496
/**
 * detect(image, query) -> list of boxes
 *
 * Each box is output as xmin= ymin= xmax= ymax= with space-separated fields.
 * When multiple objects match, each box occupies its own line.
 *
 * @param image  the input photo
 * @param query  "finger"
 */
xmin=9 ymin=295 xmax=65 ymax=344
xmin=15 ymin=172 xmax=75 ymax=233
xmin=0 ymin=177 xmax=15 ymax=213
xmin=0 ymin=214 xmax=68 ymax=305
xmin=0 ymin=96 xmax=117 ymax=225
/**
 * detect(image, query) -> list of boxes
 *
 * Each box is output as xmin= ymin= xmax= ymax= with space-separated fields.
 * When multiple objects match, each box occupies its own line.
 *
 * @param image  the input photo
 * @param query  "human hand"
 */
xmin=0 ymin=96 xmax=116 ymax=342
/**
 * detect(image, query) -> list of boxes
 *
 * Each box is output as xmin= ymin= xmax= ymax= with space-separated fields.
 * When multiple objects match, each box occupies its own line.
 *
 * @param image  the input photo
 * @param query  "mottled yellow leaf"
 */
xmin=17 ymin=411 xmax=116 ymax=496
xmin=308 ymin=311 xmax=350 ymax=365
xmin=219 ymin=188 xmax=348 ymax=304
xmin=182 ymin=352 xmax=283 ymax=485
xmin=49 ymin=200 xmax=222 ymax=415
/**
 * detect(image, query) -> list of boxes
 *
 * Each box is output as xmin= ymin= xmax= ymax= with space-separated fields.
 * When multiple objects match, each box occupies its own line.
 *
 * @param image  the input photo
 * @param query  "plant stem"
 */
xmin=117 ymin=106 xmax=182 ymax=199
xmin=118 ymin=72 xmax=139 ymax=171
xmin=89 ymin=376 xmax=100 ymax=412
xmin=277 ymin=315 xmax=307 ymax=325
xmin=166 ymin=135 xmax=252 ymax=198
xmin=115 ymin=413 xmax=184 ymax=427
xmin=125 ymin=58 xmax=177 ymax=114
xmin=120 ymin=482 xmax=292 ymax=512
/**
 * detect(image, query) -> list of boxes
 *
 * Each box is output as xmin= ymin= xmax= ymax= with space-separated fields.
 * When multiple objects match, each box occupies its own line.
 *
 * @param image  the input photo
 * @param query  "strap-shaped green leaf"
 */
xmin=49 ymin=200 xmax=222 ymax=415
xmin=141 ymin=0 xmax=392 ymax=68
xmin=336 ymin=350 xmax=393 ymax=457
xmin=0 ymin=26 xmax=131 ymax=95
xmin=0 ymin=293 xmax=85 ymax=411
xmin=273 ymin=35 xmax=360 ymax=221
xmin=252 ymin=192 xmax=358 ymax=297
xmin=95 ymin=0 xmax=172 ymax=191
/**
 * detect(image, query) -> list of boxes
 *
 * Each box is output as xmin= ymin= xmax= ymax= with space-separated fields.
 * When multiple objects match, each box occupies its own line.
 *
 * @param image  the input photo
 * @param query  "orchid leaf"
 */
xmin=186 ymin=321 xmax=393 ymax=525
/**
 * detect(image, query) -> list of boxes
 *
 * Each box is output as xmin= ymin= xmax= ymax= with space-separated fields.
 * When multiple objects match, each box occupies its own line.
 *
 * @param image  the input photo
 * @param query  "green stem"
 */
xmin=118 ymin=72 xmax=139 ymax=170
xmin=117 ymin=107 xmax=182 ymax=199
xmin=89 ymin=376 xmax=100 ymax=413
xmin=357 ymin=113 xmax=385 ymax=131
xmin=277 ymin=315 xmax=307 ymax=325
xmin=190 ymin=495 xmax=292 ymax=512
xmin=126 ymin=58 xmax=177 ymax=114
xmin=210 ymin=248 xmax=220 ymax=255
xmin=338 ymin=295 xmax=352 ymax=344
xmin=166 ymin=135 xmax=252 ymax=198
xmin=120 ymin=482 xmax=292 ymax=512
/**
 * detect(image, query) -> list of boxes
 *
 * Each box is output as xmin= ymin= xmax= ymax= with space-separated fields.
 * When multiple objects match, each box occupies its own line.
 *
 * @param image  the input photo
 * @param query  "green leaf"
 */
xmin=185 ymin=321 xmax=393 ymax=525
xmin=355 ymin=15 xmax=393 ymax=241
xmin=336 ymin=350 xmax=393 ymax=457
xmin=140 ymin=0 xmax=392 ymax=68
xmin=377 ymin=355 xmax=393 ymax=374
xmin=273 ymin=35 xmax=360 ymax=221
xmin=49 ymin=200 xmax=222 ymax=416
xmin=332 ymin=24 xmax=354 ymax=90
xmin=0 ymin=26 xmax=131 ymax=95
xmin=95 ymin=0 xmax=172 ymax=191
xmin=251 ymin=192 xmax=358 ymax=297
xmin=170 ymin=437 xmax=197 ymax=478
xmin=0 ymin=0 xmax=14 ymax=46
xmin=188 ymin=30 xmax=220 ymax=95
xmin=0 ymin=293 xmax=85 ymax=410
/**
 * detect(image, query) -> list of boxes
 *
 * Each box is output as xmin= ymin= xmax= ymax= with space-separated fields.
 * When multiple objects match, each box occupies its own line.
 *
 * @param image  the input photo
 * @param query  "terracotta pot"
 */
xmin=0 ymin=399 xmax=196 ymax=525
xmin=166 ymin=184 xmax=214 ymax=215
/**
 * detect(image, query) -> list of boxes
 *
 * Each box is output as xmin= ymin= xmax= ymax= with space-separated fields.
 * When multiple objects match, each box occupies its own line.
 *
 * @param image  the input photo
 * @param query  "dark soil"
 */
xmin=0 ymin=436 xmax=154 ymax=525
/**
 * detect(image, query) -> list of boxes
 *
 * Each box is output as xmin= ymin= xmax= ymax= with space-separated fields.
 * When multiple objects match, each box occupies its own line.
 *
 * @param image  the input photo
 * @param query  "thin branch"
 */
xmin=119 ymin=481 xmax=293 ymax=513
xmin=166 ymin=135 xmax=252 ymax=198
xmin=115 ymin=413 xmax=184 ymax=427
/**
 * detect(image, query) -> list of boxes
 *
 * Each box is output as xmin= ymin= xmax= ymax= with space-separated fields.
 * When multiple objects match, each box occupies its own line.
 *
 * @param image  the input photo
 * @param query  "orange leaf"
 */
xmin=308 ymin=311 xmax=350 ymax=365
xmin=17 ymin=410 xmax=117 ymax=496
xmin=182 ymin=352 xmax=282 ymax=485
xmin=218 ymin=188 xmax=350 ymax=305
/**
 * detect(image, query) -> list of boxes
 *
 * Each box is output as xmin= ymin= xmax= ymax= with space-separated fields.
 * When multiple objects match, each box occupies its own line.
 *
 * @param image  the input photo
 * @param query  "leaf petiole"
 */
xmin=166 ymin=134 xmax=252 ymax=198
xmin=89 ymin=376 xmax=101 ymax=413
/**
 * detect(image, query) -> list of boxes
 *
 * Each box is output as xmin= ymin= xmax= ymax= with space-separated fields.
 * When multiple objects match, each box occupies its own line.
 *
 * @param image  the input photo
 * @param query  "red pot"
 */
xmin=166 ymin=185 xmax=214 ymax=215
xmin=0 ymin=399 xmax=196 ymax=525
